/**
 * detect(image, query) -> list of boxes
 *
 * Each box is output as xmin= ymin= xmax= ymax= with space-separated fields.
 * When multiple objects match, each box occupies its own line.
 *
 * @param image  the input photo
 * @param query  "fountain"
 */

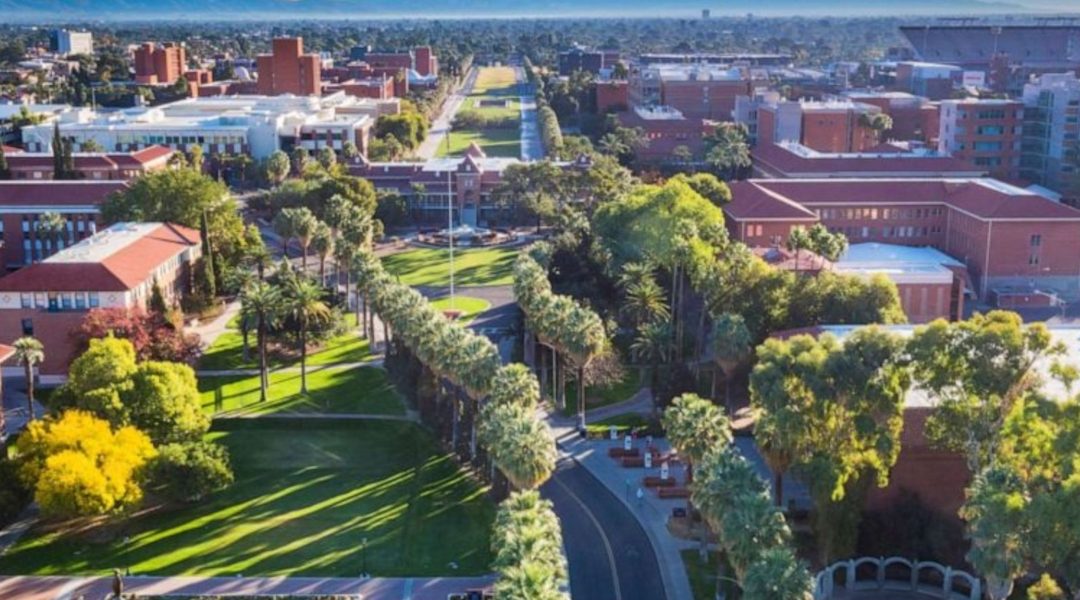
xmin=417 ymin=224 xmax=515 ymax=247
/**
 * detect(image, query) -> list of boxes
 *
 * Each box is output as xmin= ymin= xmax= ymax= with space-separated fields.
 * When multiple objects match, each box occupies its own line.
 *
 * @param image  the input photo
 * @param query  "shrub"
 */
xmin=0 ymin=457 xmax=31 ymax=527
xmin=149 ymin=441 xmax=234 ymax=503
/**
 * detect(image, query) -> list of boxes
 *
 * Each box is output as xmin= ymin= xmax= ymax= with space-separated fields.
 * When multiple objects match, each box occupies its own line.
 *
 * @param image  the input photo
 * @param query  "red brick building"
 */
xmin=134 ymin=42 xmax=187 ymax=85
xmin=752 ymin=141 xmax=984 ymax=179
xmin=724 ymin=178 xmax=1080 ymax=301
xmin=630 ymin=64 xmax=751 ymax=121
xmin=256 ymin=37 xmax=321 ymax=97
xmin=4 ymin=146 xmax=173 ymax=181
xmin=938 ymin=98 xmax=1023 ymax=182
xmin=596 ymin=80 xmax=629 ymax=114
xmin=0 ymin=222 xmax=200 ymax=381
xmin=840 ymin=91 xmax=941 ymax=144
xmin=0 ymin=180 xmax=129 ymax=271
xmin=615 ymin=106 xmax=718 ymax=162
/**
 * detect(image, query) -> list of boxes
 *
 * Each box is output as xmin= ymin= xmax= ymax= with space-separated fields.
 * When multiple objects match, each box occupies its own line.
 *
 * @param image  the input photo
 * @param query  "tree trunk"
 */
xmin=299 ymin=318 xmax=309 ymax=395
xmin=241 ymin=324 xmax=250 ymax=363
xmin=451 ymin=390 xmax=460 ymax=452
xmin=773 ymin=472 xmax=784 ymax=508
xmin=725 ymin=378 xmax=733 ymax=415
xmin=694 ymin=306 xmax=707 ymax=377
xmin=24 ymin=363 xmax=34 ymax=420
xmin=319 ymin=257 xmax=326 ymax=287
xmin=301 ymin=246 xmax=308 ymax=271
xmin=711 ymin=368 xmax=719 ymax=402
xmin=577 ymin=365 xmax=587 ymax=431
xmin=258 ymin=319 xmax=268 ymax=403
xmin=539 ymin=345 xmax=549 ymax=402
xmin=555 ymin=352 xmax=566 ymax=412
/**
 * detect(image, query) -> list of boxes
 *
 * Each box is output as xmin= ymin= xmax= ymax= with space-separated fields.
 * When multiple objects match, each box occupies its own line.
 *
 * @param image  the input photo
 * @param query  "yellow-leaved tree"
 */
xmin=13 ymin=410 xmax=156 ymax=519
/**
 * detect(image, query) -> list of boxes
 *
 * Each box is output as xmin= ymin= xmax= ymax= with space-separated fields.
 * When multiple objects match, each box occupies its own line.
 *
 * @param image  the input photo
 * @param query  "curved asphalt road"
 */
xmin=542 ymin=458 xmax=667 ymax=600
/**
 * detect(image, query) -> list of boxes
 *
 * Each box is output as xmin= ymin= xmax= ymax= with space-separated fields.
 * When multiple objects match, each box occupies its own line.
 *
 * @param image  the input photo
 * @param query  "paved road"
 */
xmin=416 ymin=67 xmax=477 ymax=160
xmin=542 ymin=458 xmax=667 ymax=600
xmin=516 ymin=66 xmax=543 ymax=161
xmin=0 ymin=575 xmax=495 ymax=600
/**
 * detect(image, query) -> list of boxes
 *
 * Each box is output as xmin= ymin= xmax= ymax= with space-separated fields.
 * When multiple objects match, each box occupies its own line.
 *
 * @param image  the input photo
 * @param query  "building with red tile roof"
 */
xmin=0 ymin=180 xmax=129 ymax=271
xmin=724 ymin=178 xmax=1080 ymax=301
xmin=752 ymin=141 xmax=985 ymax=179
xmin=4 ymin=146 xmax=174 ymax=181
xmin=0 ymin=222 xmax=200 ymax=380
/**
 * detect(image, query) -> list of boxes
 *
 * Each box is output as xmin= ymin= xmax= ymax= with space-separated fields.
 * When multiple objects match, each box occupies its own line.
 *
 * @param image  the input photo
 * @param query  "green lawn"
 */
xmin=585 ymin=413 xmax=651 ymax=437
xmin=0 ymin=419 xmax=495 ymax=577
xmin=199 ymin=314 xmax=371 ymax=371
xmin=682 ymin=550 xmax=737 ymax=600
xmin=562 ymin=371 xmax=642 ymax=417
xmin=198 ymin=366 xmax=404 ymax=416
xmin=429 ymin=295 xmax=491 ymax=325
xmin=438 ymin=66 xmax=521 ymax=158
xmin=383 ymin=247 xmax=517 ymax=287
xmin=436 ymin=128 xmax=520 ymax=158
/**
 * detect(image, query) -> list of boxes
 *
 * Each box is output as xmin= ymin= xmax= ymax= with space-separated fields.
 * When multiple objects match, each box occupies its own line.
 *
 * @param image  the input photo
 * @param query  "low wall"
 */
xmin=814 ymin=557 xmax=981 ymax=600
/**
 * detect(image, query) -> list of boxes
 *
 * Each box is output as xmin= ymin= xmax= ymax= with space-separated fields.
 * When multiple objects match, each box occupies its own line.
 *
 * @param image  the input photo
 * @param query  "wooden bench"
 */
xmin=643 ymin=476 xmax=677 ymax=488
xmin=658 ymin=487 xmax=691 ymax=499
xmin=621 ymin=456 xmax=645 ymax=468
xmin=608 ymin=447 xmax=640 ymax=458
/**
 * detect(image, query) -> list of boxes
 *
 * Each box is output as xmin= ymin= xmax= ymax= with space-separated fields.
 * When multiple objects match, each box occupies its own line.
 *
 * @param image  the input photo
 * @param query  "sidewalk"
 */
xmin=0 ymin=574 xmax=495 ymax=600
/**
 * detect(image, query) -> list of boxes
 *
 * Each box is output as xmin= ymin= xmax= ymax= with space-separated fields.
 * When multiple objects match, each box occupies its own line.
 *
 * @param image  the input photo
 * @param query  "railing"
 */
xmin=814 ymin=557 xmax=981 ymax=600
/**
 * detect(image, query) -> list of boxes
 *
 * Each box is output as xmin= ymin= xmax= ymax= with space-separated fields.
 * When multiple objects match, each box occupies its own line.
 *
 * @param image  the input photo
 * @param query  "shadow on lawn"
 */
xmin=0 ymin=425 xmax=494 ymax=577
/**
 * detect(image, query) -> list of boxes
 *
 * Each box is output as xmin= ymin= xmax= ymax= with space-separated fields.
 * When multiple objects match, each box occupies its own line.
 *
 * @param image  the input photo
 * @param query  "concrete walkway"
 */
xmin=416 ymin=67 xmax=477 ymax=160
xmin=0 ymin=574 xmax=495 ymax=600
xmin=516 ymin=66 xmax=543 ymax=161
xmin=189 ymin=300 xmax=241 ymax=349
xmin=197 ymin=359 xmax=383 ymax=378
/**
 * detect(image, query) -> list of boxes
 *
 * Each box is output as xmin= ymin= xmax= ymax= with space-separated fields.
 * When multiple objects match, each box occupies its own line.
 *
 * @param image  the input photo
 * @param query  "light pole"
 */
xmin=361 ymin=536 xmax=368 ymax=578
xmin=446 ymin=125 xmax=455 ymax=311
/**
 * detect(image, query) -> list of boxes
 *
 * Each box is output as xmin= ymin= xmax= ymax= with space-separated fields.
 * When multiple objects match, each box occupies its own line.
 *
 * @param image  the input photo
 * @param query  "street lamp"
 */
xmin=361 ymin=537 xmax=368 ymax=578
xmin=446 ymin=124 xmax=455 ymax=311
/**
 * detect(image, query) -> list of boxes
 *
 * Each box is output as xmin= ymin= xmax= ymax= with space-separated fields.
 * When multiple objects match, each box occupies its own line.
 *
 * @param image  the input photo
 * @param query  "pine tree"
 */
xmin=149 ymin=277 xmax=168 ymax=314
xmin=61 ymin=138 xmax=75 ymax=180
xmin=199 ymin=210 xmax=217 ymax=300
xmin=0 ymin=142 xmax=9 ymax=180
xmin=51 ymin=123 xmax=64 ymax=179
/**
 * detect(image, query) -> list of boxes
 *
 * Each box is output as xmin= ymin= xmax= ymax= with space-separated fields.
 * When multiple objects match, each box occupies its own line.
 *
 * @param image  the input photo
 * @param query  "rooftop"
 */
xmin=0 ymin=180 xmax=128 ymax=208
xmin=752 ymin=142 xmax=985 ymax=178
xmin=0 ymin=222 xmax=200 ymax=293
xmin=834 ymin=242 xmax=963 ymax=285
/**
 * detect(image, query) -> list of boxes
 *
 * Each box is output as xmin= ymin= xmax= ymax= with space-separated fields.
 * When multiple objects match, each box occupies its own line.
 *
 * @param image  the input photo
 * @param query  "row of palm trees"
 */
xmin=513 ymin=248 xmax=607 ymax=430
xmin=352 ymin=250 xmax=565 ymax=596
xmin=353 ymin=250 xmax=558 ymax=490
xmin=663 ymin=393 xmax=814 ymax=600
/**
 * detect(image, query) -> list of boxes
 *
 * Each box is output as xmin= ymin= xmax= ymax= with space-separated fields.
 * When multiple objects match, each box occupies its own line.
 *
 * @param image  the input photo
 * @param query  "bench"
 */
xmin=621 ymin=456 xmax=645 ymax=468
xmin=658 ymin=487 xmax=691 ymax=499
xmin=643 ymin=476 xmax=677 ymax=488
xmin=608 ymin=447 xmax=640 ymax=458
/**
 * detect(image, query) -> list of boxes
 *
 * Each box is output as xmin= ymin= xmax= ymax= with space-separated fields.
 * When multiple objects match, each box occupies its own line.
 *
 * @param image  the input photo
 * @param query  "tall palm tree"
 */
xmin=311 ymin=221 xmax=334 ymax=287
xmin=282 ymin=275 xmax=331 ymax=394
xmin=13 ymin=336 xmax=44 ymax=420
xmin=622 ymin=278 xmax=670 ymax=329
xmin=35 ymin=211 xmax=67 ymax=261
xmin=240 ymin=281 xmax=281 ymax=403
xmin=739 ymin=547 xmax=813 ymax=600
xmin=711 ymin=314 xmax=753 ymax=410
xmin=292 ymin=208 xmax=319 ymax=272
xmin=631 ymin=318 xmax=672 ymax=397
xmin=662 ymin=394 xmax=731 ymax=483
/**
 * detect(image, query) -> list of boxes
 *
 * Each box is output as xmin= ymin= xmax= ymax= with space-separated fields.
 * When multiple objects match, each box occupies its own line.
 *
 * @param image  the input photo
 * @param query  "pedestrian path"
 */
xmin=0 ymin=574 xmax=496 ymax=600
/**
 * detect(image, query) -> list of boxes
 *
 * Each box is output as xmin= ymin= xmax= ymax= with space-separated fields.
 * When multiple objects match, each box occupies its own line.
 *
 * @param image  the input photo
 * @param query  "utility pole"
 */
xmin=447 ymin=126 xmax=455 ymax=311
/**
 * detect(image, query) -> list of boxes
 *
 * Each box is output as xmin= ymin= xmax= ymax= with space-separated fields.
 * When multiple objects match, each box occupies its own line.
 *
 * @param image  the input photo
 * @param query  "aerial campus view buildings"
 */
xmin=0 ymin=11 xmax=1079 ymax=600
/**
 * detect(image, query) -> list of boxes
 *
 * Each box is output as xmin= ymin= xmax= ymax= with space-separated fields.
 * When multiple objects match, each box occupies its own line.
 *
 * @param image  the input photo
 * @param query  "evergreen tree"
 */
xmin=0 ymin=141 xmax=9 ymax=180
xmin=61 ymin=137 xmax=75 ymax=179
xmin=51 ymin=123 xmax=64 ymax=179
xmin=199 ymin=210 xmax=217 ymax=300
xmin=149 ymin=278 xmax=168 ymax=315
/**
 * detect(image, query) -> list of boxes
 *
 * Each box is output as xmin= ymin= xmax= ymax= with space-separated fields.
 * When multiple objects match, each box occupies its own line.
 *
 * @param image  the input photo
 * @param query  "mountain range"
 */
xmin=0 ymin=0 xmax=1047 ymax=21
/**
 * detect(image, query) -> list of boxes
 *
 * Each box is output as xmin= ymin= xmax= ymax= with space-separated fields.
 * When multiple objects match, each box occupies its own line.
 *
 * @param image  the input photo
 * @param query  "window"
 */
xmin=88 ymin=292 xmax=100 ymax=308
xmin=35 ymin=293 xmax=45 ymax=308
xmin=1029 ymin=253 xmax=1040 ymax=266
xmin=61 ymin=293 xmax=73 ymax=310
xmin=47 ymin=292 xmax=58 ymax=311
xmin=75 ymin=293 xmax=86 ymax=309
xmin=21 ymin=318 xmax=33 ymax=336
xmin=20 ymin=293 xmax=31 ymax=309
xmin=1031 ymin=234 xmax=1042 ymax=247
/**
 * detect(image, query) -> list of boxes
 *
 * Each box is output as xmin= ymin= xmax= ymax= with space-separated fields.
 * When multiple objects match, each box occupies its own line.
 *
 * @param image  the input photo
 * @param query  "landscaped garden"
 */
xmin=0 ymin=418 xmax=495 ymax=577
xmin=198 ymin=366 xmax=404 ymax=416
xmin=430 ymin=295 xmax=491 ymax=324
xmin=199 ymin=314 xmax=372 ymax=371
xmin=382 ymin=247 xmax=517 ymax=287
xmin=438 ymin=66 xmax=521 ymax=159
